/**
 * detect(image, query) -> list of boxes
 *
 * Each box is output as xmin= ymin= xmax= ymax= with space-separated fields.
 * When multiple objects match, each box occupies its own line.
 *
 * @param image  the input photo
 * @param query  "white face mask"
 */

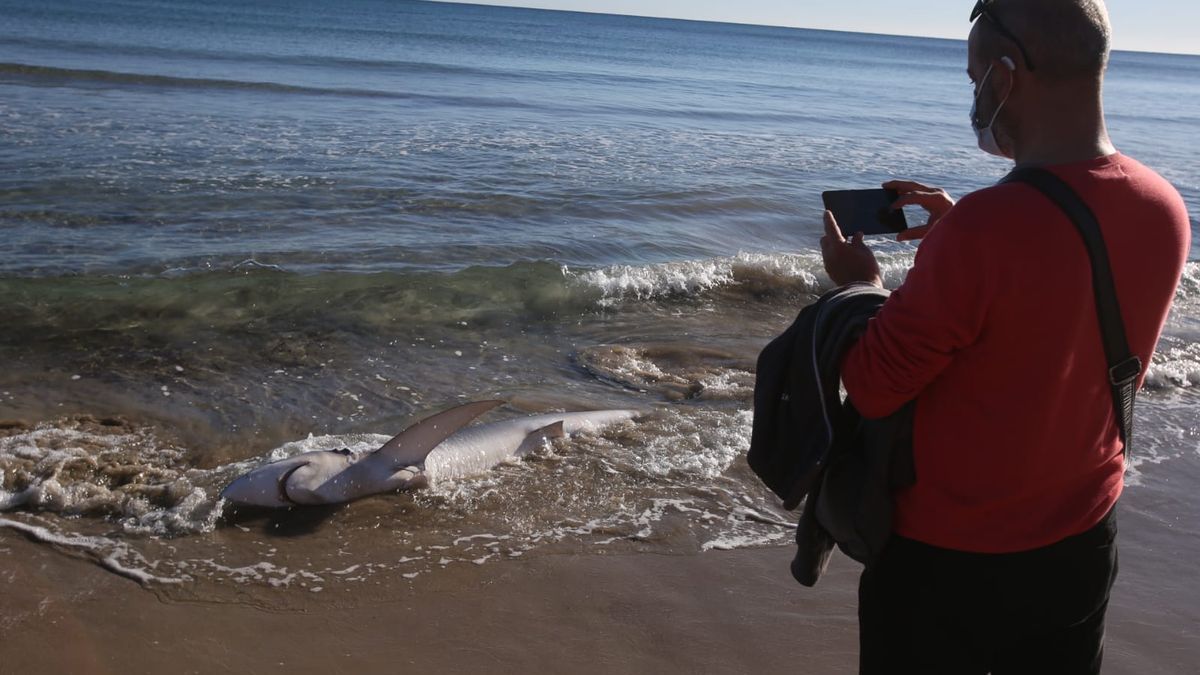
xmin=970 ymin=63 xmax=1013 ymax=158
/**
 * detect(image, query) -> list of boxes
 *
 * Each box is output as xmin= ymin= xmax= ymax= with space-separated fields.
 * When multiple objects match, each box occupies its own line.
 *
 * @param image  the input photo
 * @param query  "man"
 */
xmin=819 ymin=1 xmax=1191 ymax=673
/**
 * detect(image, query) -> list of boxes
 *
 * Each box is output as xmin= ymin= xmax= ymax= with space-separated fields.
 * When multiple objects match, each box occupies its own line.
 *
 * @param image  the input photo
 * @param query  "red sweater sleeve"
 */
xmin=842 ymin=195 xmax=997 ymax=419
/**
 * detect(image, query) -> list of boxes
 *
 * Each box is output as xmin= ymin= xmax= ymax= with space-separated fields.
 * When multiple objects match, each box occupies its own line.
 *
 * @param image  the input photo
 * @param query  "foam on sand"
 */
xmin=0 ymin=516 xmax=184 ymax=585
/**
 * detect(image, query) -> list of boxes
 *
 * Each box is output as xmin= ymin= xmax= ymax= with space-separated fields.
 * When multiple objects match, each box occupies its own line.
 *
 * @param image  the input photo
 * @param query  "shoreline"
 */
xmin=0 ymin=536 xmax=859 ymax=674
xmin=2 ymin=528 xmax=1196 ymax=674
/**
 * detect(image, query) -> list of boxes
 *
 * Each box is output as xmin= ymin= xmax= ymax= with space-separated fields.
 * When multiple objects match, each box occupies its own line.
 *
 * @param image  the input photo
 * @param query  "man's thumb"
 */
xmin=823 ymin=210 xmax=844 ymax=243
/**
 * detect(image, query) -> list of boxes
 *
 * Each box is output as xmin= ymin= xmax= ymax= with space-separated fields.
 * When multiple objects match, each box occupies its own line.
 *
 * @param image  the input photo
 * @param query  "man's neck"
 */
xmin=1012 ymin=81 xmax=1116 ymax=168
xmin=1014 ymin=136 xmax=1116 ymax=168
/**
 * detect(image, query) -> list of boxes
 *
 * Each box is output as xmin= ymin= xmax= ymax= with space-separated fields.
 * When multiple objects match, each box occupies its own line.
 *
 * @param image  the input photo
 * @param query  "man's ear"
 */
xmin=990 ymin=56 xmax=1017 ymax=98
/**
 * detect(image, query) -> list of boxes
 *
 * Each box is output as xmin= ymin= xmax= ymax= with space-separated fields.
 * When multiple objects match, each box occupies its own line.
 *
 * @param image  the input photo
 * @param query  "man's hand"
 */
xmin=820 ymin=210 xmax=883 ymax=288
xmin=884 ymin=180 xmax=955 ymax=242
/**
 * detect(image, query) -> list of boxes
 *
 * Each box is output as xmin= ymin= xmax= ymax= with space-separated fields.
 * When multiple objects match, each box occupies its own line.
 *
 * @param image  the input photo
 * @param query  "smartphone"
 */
xmin=821 ymin=188 xmax=907 ymax=237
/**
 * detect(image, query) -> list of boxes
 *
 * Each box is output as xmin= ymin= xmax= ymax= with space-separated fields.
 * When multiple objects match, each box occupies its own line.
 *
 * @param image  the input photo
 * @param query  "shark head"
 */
xmin=219 ymin=454 xmax=315 ymax=508
xmin=220 ymin=448 xmax=363 ymax=507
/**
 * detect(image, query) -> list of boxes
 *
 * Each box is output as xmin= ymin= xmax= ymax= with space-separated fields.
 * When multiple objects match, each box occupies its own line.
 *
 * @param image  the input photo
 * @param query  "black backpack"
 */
xmin=747 ymin=305 xmax=827 ymax=510
xmin=748 ymin=285 xmax=889 ymax=510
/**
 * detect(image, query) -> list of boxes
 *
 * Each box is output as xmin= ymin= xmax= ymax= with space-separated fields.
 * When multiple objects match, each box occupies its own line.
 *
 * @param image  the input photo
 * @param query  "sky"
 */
xmin=429 ymin=0 xmax=1200 ymax=56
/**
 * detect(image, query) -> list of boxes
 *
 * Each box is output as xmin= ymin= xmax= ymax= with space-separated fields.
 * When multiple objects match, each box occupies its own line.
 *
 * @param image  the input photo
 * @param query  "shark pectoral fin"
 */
xmin=515 ymin=420 xmax=566 ymax=457
xmin=390 ymin=468 xmax=428 ymax=490
xmin=278 ymin=462 xmax=313 ymax=504
xmin=376 ymin=399 xmax=505 ymax=466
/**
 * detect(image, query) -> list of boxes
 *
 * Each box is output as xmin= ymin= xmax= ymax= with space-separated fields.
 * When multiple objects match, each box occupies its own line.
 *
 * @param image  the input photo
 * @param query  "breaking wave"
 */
xmin=569 ymin=248 xmax=915 ymax=306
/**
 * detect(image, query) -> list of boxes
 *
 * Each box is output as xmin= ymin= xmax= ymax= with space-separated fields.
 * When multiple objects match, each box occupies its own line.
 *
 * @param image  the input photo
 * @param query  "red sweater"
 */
xmin=842 ymin=153 xmax=1191 ymax=553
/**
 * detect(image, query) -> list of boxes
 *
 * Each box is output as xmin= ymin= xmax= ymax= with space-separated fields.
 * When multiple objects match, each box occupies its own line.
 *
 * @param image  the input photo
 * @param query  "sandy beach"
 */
xmin=0 ymin=536 xmax=856 ymax=674
xmin=3 ymin=511 xmax=1197 ymax=675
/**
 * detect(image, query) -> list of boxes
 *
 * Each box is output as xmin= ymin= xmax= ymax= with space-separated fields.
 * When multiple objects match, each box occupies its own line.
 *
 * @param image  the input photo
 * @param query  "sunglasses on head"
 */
xmin=970 ymin=0 xmax=1036 ymax=71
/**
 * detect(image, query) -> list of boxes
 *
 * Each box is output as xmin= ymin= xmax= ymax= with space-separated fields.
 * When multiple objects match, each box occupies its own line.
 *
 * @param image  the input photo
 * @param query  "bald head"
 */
xmin=972 ymin=0 xmax=1111 ymax=81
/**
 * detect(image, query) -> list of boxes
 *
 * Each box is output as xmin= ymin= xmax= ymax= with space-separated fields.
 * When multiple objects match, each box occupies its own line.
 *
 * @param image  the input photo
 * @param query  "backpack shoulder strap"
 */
xmin=1003 ymin=167 xmax=1140 ymax=459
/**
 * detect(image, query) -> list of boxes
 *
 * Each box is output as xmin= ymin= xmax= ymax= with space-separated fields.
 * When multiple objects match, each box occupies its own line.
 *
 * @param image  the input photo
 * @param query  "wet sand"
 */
xmin=2 ymin=527 xmax=1196 ymax=675
xmin=0 ymin=537 xmax=856 ymax=674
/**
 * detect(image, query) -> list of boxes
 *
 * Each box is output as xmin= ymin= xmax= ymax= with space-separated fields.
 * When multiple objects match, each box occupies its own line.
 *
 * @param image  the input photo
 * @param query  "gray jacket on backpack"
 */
xmin=786 ymin=283 xmax=915 ymax=586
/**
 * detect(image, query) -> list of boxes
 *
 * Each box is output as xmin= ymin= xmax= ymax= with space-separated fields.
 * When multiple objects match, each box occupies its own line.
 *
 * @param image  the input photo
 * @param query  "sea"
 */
xmin=1 ymin=0 xmax=1198 ymax=644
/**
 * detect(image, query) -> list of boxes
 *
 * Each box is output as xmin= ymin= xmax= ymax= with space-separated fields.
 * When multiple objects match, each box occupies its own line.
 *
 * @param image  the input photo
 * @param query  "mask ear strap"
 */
xmin=988 ymin=62 xmax=1014 ymax=126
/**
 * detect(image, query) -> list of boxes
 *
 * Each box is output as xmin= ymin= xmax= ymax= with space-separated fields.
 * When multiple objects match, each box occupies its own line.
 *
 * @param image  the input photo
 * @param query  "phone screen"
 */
xmin=821 ymin=189 xmax=908 ymax=237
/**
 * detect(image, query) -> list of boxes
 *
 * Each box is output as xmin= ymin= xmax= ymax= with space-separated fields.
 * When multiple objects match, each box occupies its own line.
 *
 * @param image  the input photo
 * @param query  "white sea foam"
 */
xmin=695 ymin=369 xmax=756 ymax=401
xmin=1176 ymin=261 xmax=1199 ymax=303
xmin=1144 ymin=342 xmax=1200 ymax=389
xmin=568 ymin=250 xmax=916 ymax=306
xmin=0 ymin=516 xmax=185 ymax=585
xmin=264 ymin=432 xmax=390 ymax=462
xmin=572 ymin=253 xmax=715 ymax=301
xmin=575 ymin=343 xmax=755 ymax=401
xmin=701 ymin=530 xmax=792 ymax=552
xmin=630 ymin=409 xmax=753 ymax=480
xmin=0 ymin=422 xmax=225 ymax=536
xmin=1124 ymin=394 xmax=1200 ymax=487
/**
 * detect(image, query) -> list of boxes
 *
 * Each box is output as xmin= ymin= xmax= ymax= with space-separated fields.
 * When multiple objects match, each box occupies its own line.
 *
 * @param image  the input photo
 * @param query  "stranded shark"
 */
xmin=219 ymin=400 xmax=640 ymax=507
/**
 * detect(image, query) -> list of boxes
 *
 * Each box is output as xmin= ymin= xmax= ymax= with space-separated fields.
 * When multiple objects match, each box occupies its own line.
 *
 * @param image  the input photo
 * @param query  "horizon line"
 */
xmin=423 ymin=0 xmax=1200 ymax=58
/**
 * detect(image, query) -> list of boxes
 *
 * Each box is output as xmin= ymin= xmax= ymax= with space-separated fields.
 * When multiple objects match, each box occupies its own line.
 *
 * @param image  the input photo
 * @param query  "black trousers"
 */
xmin=858 ymin=508 xmax=1118 ymax=675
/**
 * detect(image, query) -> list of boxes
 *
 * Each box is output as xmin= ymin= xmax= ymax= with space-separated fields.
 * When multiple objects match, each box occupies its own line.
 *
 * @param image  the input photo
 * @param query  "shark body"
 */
xmin=220 ymin=401 xmax=639 ymax=507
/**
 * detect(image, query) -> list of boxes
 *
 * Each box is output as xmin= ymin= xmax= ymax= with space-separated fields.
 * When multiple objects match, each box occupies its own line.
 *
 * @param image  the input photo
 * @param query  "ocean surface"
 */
xmin=1 ymin=0 xmax=1198 ymax=647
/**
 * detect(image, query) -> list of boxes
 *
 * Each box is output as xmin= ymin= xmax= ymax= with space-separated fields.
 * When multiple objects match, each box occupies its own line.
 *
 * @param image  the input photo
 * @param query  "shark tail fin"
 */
xmin=376 ymin=399 xmax=504 ymax=466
